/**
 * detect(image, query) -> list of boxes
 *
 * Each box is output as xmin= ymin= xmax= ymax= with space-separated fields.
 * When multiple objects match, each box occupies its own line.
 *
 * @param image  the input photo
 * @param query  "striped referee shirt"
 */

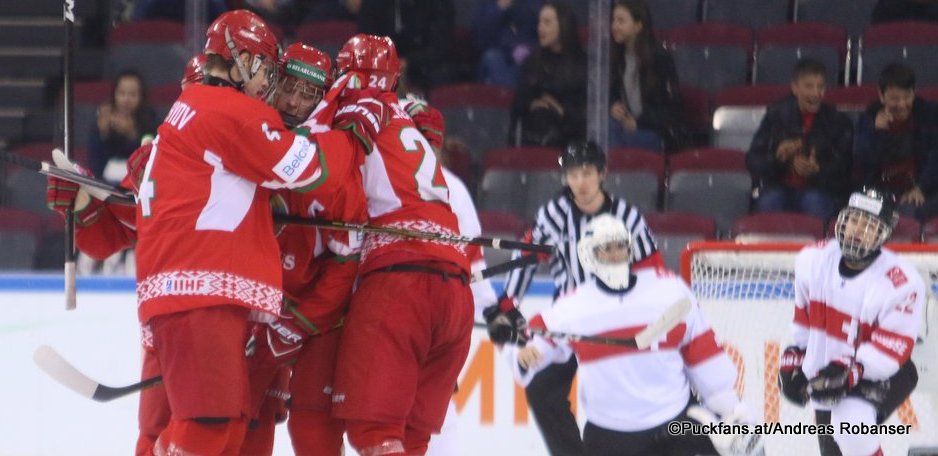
xmin=504 ymin=188 xmax=658 ymax=302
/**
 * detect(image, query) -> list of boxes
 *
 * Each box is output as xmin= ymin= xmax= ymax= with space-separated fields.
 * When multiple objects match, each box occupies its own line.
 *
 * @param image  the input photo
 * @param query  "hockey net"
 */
xmin=681 ymin=241 xmax=938 ymax=456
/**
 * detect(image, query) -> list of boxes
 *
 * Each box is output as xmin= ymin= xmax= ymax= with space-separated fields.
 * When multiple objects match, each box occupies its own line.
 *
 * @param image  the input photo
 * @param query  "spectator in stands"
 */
xmin=608 ymin=0 xmax=687 ymax=152
xmin=872 ymin=0 xmax=938 ymax=23
xmin=855 ymin=63 xmax=938 ymax=221
xmin=747 ymin=58 xmax=853 ymax=222
xmin=471 ymin=0 xmax=543 ymax=88
xmin=510 ymin=0 xmax=587 ymax=147
xmin=357 ymin=0 xmax=455 ymax=94
xmin=88 ymin=70 xmax=156 ymax=182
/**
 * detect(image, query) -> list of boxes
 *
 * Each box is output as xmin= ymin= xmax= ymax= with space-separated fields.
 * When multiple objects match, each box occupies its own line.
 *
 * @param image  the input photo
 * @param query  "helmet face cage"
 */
xmin=835 ymin=188 xmax=898 ymax=262
xmin=577 ymin=214 xmax=633 ymax=290
xmin=835 ymin=207 xmax=893 ymax=262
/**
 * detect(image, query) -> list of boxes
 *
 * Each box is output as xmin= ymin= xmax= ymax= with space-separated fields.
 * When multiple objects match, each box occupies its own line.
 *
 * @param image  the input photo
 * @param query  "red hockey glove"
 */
xmin=403 ymin=99 xmax=445 ymax=150
xmin=808 ymin=359 xmax=864 ymax=406
xmin=522 ymin=229 xmax=552 ymax=263
xmin=248 ymin=315 xmax=310 ymax=369
xmin=778 ymin=346 xmax=809 ymax=406
xmin=126 ymin=143 xmax=152 ymax=194
xmin=334 ymin=87 xmax=388 ymax=153
xmin=46 ymin=164 xmax=104 ymax=225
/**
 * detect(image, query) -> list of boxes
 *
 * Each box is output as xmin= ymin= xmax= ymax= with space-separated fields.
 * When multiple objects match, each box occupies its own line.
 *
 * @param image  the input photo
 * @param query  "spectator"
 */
xmin=88 ymin=70 xmax=157 ymax=182
xmin=747 ymin=58 xmax=853 ymax=221
xmin=471 ymin=0 xmax=543 ymax=88
xmin=510 ymin=0 xmax=587 ymax=147
xmin=357 ymin=0 xmax=455 ymax=94
xmin=855 ymin=63 xmax=938 ymax=221
xmin=608 ymin=0 xmax=687 ymax=152
xmin=872 ymin=0 xmax=938 ymax=23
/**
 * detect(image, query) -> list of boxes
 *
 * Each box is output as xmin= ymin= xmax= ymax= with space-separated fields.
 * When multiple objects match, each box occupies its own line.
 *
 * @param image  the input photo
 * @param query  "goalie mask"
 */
xmin=578 ymin=214 xmax=633 ymax=290
xmin=835 ymin=187 xmax=899 ymax=263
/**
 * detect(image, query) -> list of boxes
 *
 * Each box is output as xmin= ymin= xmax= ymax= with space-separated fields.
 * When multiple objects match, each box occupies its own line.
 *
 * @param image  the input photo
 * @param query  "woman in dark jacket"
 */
xmin=608 ymin=0 xmax=686 ymax=151
xmin=510 ymin=0 xmax=587 ymax=147
xmin=88 ymin=70 xmax=156 ymax=181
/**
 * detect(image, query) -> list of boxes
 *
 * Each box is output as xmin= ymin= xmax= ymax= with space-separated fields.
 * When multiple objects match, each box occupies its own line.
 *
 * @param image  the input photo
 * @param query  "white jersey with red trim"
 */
xmin=443 ymin=168 xmax=497 ymax=316
xmin=793 ymin=240 xmax=925 ymax=383
xmin=357 ymin=93 xmax=468 ymax=273
xmin=516 ymin=268 xmax=739 ymax=432
xmin=135 ymin=83 xmax=356 ymax=323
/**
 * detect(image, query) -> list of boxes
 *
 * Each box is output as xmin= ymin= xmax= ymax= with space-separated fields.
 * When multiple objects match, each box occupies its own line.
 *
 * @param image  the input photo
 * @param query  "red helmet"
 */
xmin=335 ymin=34 xmax=400 ymax=91
xmin=282 ymin=42 xmax=334 ymax=89
xmin=204 ymin=9 xmax=280 ymax=64
xmin=180 ymin=54 xmax=208 ymax=87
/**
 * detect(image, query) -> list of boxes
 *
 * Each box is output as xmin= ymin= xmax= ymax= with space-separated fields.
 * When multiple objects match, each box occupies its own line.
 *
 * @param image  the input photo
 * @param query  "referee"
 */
xmin=483 ymin=139 xmax=664 ymax=456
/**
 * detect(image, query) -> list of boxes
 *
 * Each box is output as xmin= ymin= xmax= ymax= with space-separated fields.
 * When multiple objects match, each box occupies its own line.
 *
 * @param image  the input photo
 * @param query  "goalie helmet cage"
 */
xmin=681 ymin=241 xmax=938 ymax=456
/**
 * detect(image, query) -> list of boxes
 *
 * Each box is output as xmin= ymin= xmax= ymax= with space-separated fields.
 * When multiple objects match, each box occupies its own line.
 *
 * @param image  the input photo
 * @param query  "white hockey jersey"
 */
xmin=443 ymin=168 xmax=497 ymax=318
xmin=514 ymin=268 xmax=739 ymax=432
xmin=793 ymin=240 xmax=925 ymax=384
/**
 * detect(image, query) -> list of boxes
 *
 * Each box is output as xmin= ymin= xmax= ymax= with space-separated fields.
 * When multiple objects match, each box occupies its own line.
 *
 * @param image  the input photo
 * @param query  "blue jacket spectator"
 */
xmin=472 ymin=0 xmax=543 ymax=88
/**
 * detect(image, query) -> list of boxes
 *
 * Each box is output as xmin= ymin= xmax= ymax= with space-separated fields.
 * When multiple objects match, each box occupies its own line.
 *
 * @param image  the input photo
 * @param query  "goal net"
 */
xmin=681 ymin=241 xmax=938 ymax=456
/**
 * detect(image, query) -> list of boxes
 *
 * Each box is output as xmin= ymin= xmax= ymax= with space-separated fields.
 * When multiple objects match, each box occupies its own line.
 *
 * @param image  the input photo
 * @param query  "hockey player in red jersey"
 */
xmin=327 ymin=34 xmax=474 ymax=456
xmin=400 ymin=97 xmax=499 ymax=454
xmin=133 ymin=10 xmax=386 ymax=455
xmin=779 ymin=188 xmax=924 ymax=456
xmin=512 ymin=214 xmax=762 ymax=456
xmin=244 ymin=41 xmax=367 ymax=456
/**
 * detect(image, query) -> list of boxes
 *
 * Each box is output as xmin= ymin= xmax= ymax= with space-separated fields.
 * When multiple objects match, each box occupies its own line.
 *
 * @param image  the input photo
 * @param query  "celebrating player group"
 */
xmin=41 ymin=8 xmax=926 ymax=456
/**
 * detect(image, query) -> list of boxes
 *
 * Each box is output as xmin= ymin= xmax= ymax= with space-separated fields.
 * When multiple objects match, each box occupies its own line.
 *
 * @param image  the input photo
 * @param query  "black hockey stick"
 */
xmin=2 ymin=150 xmax=552 ymax=254
xmin=33 ymin=345 xmax=162 ymax=402
xmin=63 ymin=0 xmax=77 ymax=309
xmin=476 ymin=297 xmax=691 ymax=349
xmin=471 ymin=254 xmax=541 ymax=282
xmin=274 ymin=214 xmax=554 ymax=255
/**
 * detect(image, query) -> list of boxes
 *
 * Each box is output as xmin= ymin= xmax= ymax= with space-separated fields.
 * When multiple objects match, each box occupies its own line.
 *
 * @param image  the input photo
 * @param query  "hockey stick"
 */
xmin=2 ymin=150 xmax=551 ymax=254
xmin=471 ymin=254 xmax=541 ymax=282
xmin=0 ymin=150 xmax=136 ymax=205
xmin=274 ymin=214 xmax=554 ymax=254
xmin=476 ymin=297 xmax=691 ymax=348
xmin=63 ymin=0 xmax=77 ymax=309
xmin=33 ymin=345 xmax=162 ymax=402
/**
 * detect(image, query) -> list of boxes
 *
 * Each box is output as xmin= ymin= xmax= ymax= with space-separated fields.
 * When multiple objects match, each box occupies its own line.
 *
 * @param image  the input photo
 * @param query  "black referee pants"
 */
xmin=525 ymin=356 xmax=584 ymax=456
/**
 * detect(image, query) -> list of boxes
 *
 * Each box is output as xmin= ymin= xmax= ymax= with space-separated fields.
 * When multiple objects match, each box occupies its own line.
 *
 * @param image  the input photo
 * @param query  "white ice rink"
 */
xmin=0 ymin=275 xmax=556 ymax=456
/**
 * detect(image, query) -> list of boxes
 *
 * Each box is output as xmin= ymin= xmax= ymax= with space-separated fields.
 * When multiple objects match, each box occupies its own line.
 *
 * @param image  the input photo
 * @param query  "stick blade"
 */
xmin=633 ymin=297 xmax=692 ymax=350
xmin=33 ymin=345 xmax=97 ymax=399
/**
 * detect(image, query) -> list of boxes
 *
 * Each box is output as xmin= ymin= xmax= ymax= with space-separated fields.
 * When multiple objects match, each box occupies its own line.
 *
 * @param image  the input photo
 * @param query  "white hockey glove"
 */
xmin=686 ymin=402 xmax=765 ymax=456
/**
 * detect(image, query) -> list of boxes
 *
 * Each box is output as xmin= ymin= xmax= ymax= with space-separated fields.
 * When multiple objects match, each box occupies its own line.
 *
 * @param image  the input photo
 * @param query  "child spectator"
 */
xmin=472 ymin=0 xmax=543 ymax=88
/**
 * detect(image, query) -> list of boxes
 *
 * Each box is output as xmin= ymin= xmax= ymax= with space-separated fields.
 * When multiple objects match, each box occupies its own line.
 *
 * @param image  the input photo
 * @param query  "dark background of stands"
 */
xmin=2 ymin=0 xmax=937 ymax=273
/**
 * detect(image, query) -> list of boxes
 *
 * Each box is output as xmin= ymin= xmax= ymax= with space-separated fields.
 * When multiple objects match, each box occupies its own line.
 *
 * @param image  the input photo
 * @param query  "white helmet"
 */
xmin=578 ymin=214 xmax=633 ymax=290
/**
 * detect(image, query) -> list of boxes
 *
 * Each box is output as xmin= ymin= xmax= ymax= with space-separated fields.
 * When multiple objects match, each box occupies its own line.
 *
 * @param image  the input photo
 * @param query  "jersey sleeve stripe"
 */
xmin=680 ymin=329 xmax=723 ymax=366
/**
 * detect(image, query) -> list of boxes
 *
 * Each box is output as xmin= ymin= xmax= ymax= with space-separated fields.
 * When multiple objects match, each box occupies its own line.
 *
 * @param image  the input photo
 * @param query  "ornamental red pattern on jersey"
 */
xmin=134 ymin=83 xmax=354 ymax=323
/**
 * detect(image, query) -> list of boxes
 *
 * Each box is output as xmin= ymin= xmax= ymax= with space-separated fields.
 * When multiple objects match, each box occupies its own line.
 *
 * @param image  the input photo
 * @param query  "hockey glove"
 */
xmin=334 ymin=88 xmax=388 ymax=154
xmin=483 ymin=296 xmax=529 ymax=346
xmin=808 ymin=360 xmax=863 ymax=406
xmin=46 ymin=164 xmax=104 ymax=226
xmin=778 ymin=346 xmax=809 ymax=406
xmin=248 ymin=315 xmax=309 ymax=369
xmin=126 ymin=143 xmax=152 ymax=194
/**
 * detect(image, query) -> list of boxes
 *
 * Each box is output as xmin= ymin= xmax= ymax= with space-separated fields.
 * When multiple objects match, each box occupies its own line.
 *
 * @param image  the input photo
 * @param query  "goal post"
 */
xmin=680 ymin=241 xmax=938 ymax=456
